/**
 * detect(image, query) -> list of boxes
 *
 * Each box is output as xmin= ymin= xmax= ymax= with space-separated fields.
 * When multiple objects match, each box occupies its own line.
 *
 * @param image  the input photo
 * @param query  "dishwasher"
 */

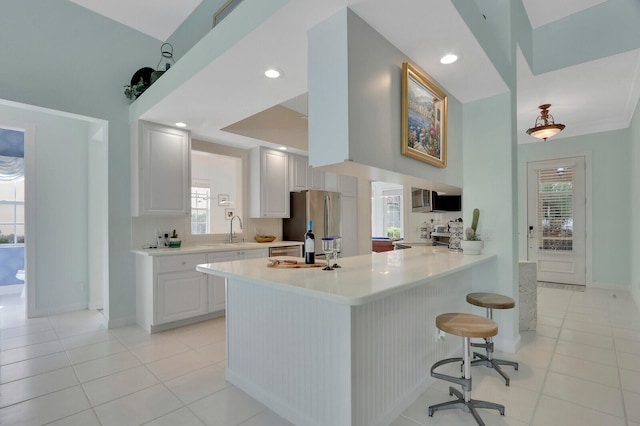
xmin=268 ymin=245 xmax=302 ymax=258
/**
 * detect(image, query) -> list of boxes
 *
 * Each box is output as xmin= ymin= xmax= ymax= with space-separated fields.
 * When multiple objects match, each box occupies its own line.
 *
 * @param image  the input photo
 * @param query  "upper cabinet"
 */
xmin=248 ymin=147 xmax=290 ymax=218
xmin=131 ymin=121 xmax=191 ymax=216
xmin=289 ymin=153 xmax=358 ymax=197
xmin=289 ymin=154 xmax=309 ymax=192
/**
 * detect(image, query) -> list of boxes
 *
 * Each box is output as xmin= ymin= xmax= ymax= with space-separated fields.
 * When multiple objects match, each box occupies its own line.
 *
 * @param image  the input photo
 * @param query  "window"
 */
xmin=190 ymin=149 xmax=243 ymax=236
xmin=537 ymin=166 xmax=573 ymax=251
xmin=371 ymin=181 xmax=403 ymax=239
xmin=191 ymin=184 xmax=210 ymax=235
xmin=0 ymin=177 xmax=24 ymax=244
xmin=383 ymin=190 xmax=402 ymax=238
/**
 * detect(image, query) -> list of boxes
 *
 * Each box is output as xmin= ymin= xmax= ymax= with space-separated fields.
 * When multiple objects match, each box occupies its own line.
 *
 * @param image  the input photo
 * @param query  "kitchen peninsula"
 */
xmin=197 ymin=246 xmax=496 ymax=426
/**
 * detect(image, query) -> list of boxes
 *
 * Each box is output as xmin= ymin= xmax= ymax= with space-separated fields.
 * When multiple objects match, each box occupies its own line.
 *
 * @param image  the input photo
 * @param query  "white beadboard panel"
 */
xmin=351 ymin=269 xmax=471 ymax=426
xmin=225 ymin=269 xmax=473 ymax=426
xmin=226 ymin=278 xmax=352 ymax=426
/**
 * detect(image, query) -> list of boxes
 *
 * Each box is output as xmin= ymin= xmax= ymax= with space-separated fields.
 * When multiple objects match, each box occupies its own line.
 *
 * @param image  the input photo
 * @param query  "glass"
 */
xmin=321 ymin=237 xmax=334 ymax=270
xmin=332 ymin=236 xmax=342 ymax=268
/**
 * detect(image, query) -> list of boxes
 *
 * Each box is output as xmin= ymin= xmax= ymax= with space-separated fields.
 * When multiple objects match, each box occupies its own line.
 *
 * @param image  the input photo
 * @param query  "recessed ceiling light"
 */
xmin=264 ymin=69 xmax=281 ymax=79
xmin=175 ymin=122 xmax=187 ymax=128
xmin=440 ymin=54 xmax=458 ymax=65
xmin=278 ymin=146 xmax=288 ymax=151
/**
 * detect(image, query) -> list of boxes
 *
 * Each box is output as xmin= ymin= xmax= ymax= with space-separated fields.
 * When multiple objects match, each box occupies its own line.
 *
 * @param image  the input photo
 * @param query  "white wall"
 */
xmin=0 ymin=102 xmax=107 ymax=316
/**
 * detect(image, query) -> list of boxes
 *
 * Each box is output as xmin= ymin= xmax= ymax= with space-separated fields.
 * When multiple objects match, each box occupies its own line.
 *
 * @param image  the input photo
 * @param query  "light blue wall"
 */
xmin=0 ymin=0 xmax=160 ymax=323
xmin=166 ymin=0 xmax=228 ymax=60
xmin=463 ymin=92 xmax=519 ymax=350
xmin=532 ymin=0 xmax=640 ymax=74
xmin=518 ymin=130 xmax=631 ymax=287
xmin=630 ymin=98 xmax=640 ymax=304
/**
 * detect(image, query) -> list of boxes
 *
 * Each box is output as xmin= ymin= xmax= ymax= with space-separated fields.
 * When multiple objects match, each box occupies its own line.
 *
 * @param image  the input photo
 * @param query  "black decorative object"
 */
xmin=152 ymin=43 xmax=175 ymax=83
xmin=124 ymin=67 xmax=154 ymax=100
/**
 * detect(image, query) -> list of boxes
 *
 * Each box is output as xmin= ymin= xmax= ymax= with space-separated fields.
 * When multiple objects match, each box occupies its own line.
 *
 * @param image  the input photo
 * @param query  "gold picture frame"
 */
xmin=401 ymin=62 xmax=447 ymax=168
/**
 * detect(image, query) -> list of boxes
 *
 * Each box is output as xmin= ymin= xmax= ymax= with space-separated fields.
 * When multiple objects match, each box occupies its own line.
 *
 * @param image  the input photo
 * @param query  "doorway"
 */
xmin=0 ymin=128 xmax=25 ymax=309
xmin=527 ymin=156 xmax=587 ymax=285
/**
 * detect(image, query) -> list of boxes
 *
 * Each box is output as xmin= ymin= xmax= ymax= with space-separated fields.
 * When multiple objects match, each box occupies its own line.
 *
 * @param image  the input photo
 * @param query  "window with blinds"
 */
xmin=537 ymin=166 xmax=573 ymax=251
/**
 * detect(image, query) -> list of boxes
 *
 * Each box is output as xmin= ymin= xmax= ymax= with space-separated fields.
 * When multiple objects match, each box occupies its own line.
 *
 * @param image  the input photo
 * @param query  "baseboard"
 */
xmin=29 ymin=302 xmax=88 ymax=318
xmin=107 ymin=316 xmax=136 ymax=329
xmin=496 ymin=333 xmax=521 ymax=354
xmin=149 ymin=311 xmax=224 ymax=333
xmin=590 ymin=282 xmax=632 ymax=292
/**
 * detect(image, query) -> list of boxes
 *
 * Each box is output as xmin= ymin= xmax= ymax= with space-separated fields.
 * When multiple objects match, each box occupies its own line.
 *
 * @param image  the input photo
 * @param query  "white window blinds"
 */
xmin=537 ymin=166 xmax=574 ymax=251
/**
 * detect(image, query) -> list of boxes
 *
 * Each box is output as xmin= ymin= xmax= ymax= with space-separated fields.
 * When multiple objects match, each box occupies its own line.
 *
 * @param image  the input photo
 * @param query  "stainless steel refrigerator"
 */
xmin=283 ymin=190 xmax=342 ymax=257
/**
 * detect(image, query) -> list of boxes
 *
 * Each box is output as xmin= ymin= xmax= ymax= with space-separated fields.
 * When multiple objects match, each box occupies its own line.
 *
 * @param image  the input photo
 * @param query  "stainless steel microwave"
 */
xmin=412 ymin=187 xmax=462 ymax=212
xmin=411 ymin=188 xmax=431 ymax=212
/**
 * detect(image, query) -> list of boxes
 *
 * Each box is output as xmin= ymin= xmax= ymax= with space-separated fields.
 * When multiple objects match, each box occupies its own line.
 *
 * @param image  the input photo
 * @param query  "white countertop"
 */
xmin=131 ymin=240 xmax=303 ymax=256
xmin=196 ymin=246 xmax=496 ymax=305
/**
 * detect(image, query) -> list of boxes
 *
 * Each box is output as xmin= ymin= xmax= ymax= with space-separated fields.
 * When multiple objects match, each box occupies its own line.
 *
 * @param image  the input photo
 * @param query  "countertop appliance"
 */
xmin=283 ymin=190 xmax=342 ymax=257
xmin=411 ymin=187 xmax=462 ymax=212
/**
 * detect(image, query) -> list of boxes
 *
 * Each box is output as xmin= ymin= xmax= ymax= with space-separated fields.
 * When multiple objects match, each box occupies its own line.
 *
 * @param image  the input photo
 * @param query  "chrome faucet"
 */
xmin=230 ymin=215 xmax=243 ymax=242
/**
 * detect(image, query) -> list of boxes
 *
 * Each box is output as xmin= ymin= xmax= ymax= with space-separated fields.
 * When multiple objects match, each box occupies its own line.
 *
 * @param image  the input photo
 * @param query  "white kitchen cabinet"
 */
xmin=323 ymin=171 xmax=339 ymax=192
xmin=207 ymin=248 xmax=269 ymax=313
xmin=289 ymin=154 xmax=309 ymax=191
xmin=207 ymin=251 xmax=235 ymax=313
xmin=249 ymin=147 xmax=290 ymax=218
xmin=131 ymin=120 xmax=191 ymax=216
xmin=157 ymin=270 xmax=208 ymax=324
xmin=136 ymin=253 xmax=209 ymax=332
xmin=309 ymin=167 xmax=325 ymax=190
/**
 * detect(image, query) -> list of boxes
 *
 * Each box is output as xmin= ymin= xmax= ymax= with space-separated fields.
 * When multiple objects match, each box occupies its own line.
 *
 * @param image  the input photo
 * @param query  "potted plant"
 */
xmin=461 ymin=208 xmax=484 ymax=255
xmin=123 ymin=77 xmax=148 ymax=100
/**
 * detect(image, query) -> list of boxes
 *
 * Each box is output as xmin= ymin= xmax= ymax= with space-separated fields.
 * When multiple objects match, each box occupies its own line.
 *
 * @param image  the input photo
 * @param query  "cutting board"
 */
xmin=267 ymin=259 xmax=327 ymax=268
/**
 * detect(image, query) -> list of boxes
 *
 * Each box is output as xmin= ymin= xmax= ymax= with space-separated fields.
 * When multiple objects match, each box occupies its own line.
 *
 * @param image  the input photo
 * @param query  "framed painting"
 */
xmin=401 ymin=62 xmax=448 ymax=168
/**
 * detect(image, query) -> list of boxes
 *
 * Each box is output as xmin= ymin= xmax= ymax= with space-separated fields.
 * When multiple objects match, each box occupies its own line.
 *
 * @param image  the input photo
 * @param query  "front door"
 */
xmin=527 ymin=157 xmax=586 ymax=285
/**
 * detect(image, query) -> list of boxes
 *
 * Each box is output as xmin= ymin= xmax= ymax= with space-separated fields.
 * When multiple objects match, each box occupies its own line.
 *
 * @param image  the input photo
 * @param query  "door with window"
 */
xmin=527 ymin=157 xmax=586 ymax=285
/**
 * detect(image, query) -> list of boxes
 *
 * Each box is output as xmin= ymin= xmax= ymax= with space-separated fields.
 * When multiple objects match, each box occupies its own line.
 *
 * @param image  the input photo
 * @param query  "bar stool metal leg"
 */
xmin=471 ymin=307 xmax=519 ymax=386
xmin=429 ymin=336 xmax=505 ymax=426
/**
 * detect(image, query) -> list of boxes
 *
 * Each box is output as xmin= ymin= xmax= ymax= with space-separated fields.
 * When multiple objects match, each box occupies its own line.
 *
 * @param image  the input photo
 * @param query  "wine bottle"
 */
xmin=304 ymin=220 xmax=315 ymax=264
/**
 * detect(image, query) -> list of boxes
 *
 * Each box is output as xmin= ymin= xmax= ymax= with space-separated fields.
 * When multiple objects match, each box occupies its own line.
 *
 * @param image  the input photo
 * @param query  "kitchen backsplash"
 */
xmin=131 ymin=215 xmax=283 ymax=249
xmin=405 ymin=211 xmax=462 ymax=241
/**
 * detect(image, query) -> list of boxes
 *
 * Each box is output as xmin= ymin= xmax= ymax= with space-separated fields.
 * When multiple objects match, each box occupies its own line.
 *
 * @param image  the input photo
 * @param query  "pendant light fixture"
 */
xmin=526 ymin=104 xmax=565 ymax=141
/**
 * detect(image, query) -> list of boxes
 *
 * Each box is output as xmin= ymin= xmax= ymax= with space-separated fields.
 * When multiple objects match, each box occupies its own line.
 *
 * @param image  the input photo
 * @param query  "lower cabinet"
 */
xmin=207 ymin=251 xmax=236 ymax=313
xmin=157 ymin=270 xmax=208 ymax=324
xmin=207 ymin=248 xmax=268 ymax=313
xmin=136 ymin=249 xmax=268 ymax=333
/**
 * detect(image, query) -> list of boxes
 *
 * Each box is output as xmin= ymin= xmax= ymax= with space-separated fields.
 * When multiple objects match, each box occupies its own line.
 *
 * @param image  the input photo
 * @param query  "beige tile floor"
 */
xmin=0 ymin=286 xmax=639 ymax=425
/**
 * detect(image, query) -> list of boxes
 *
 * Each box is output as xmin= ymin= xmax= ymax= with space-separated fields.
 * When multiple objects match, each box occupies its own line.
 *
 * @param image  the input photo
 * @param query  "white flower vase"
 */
xmin=461 ymin=240 xmax=484 ymax=255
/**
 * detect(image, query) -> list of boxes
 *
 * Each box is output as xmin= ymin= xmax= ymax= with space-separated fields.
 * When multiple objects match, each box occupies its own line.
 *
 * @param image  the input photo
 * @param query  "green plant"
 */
xmin=124 ymin=78 xmax=148 ymax=100
xmin=387 ymin=226 xmax=401 ymax=239
xmin=465 ymin=208 xmax=481 ymax=241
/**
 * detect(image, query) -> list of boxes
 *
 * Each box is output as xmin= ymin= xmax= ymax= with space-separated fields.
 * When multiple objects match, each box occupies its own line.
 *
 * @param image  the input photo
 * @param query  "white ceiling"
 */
xmin=70 ymin=0 xmax=640 ymax=149
xmin=69 ymin=0 xmax=203 ymax=41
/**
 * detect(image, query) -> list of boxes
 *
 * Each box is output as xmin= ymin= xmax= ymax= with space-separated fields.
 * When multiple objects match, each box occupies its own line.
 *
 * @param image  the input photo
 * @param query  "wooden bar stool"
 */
xmin=466 ymin=292 xmax=519 ymax=386
xmin=429 ymin=313 xmax=505 ymax=425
